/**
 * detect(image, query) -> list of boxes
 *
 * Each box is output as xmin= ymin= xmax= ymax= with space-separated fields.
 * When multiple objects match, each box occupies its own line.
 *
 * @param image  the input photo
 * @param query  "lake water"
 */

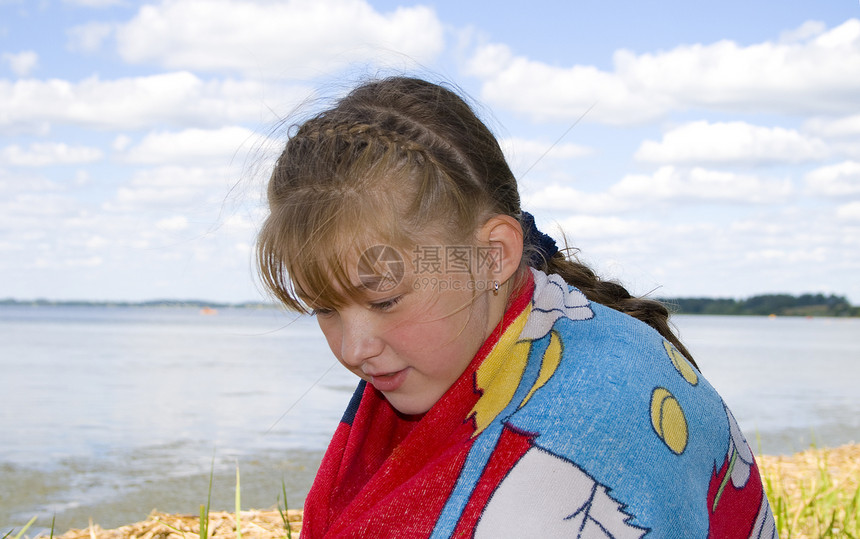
xmin=1 ymin=306 xmax=859 ymax=533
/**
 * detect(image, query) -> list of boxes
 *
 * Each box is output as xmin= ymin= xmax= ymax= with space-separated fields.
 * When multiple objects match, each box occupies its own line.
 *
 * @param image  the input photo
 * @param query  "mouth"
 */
xmin=368 ymin=368 xmax=409 ymax=392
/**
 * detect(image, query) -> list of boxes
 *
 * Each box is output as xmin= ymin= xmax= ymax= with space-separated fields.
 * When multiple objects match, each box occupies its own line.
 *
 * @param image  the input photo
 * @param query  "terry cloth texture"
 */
xmin=300 ymin=269 xmax=777 ymax=538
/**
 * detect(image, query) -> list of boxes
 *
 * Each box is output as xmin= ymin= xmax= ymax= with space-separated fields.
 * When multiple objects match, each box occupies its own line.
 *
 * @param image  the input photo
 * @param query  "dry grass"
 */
xmin=758 ymin=444 xmax=860 ymax=538
xmin=48 ymin=510 xmax=302 ymax=539
xmin=31 ymin=444 xmax=860 ymax=539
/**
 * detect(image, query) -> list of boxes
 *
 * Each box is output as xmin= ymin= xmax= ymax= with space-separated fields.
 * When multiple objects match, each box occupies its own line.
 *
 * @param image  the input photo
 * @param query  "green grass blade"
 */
xmin=155 ymin=517 xmax=184 ymax=535
xmin=279 ymin=478 xmax=293 ymax=539
xmin=199 ymin=505 xmax=207 ymax=539
xmin=235 ymin=464 xmax=242 ymax=539
xmin=199 ymin=452 xmax=215 ymax=539
xmin=12 ymin=517 xmax=37 ymax=539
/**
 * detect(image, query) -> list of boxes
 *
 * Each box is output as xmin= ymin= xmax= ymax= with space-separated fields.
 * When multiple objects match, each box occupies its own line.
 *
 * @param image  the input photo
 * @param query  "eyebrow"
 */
xmin=353 ymin=275 xmax=393 ymax=289
xmin=350 ymin=272 xmax=405 ymax=294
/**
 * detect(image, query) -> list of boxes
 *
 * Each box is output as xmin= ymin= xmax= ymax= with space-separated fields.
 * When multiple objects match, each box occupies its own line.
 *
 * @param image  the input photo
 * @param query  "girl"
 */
xmin=257 ymin=77 xmax=776 ymax=538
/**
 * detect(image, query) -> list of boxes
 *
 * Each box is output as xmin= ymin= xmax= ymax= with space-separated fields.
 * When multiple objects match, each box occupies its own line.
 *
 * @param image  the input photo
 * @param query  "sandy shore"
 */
xmin=38 ymin=443 xmax=860 ymax=539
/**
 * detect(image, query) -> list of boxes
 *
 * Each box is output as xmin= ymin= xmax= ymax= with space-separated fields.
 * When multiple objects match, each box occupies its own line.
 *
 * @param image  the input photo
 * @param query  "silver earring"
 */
xmin=493 ymin=280 xmax=500 ymax=296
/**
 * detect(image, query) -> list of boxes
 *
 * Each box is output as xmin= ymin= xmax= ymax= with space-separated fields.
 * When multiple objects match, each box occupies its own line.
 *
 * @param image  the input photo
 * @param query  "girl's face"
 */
xmin=311 ymin=246 xmax=500 ymax=415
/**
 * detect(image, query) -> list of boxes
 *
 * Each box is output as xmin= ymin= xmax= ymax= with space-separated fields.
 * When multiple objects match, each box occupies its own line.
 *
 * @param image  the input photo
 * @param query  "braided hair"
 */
xmin=257 ymin=76 xmax=697 ymax=368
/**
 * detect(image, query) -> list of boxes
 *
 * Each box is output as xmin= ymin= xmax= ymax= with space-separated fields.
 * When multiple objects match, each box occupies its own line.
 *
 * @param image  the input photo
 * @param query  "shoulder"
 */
xmin=519 ymin=269 xmax=736 ymax=483
xmin=485 ymin=270 xmax=768 ymax=535
xmin=526 ymin=268 xmax=672 ymax=369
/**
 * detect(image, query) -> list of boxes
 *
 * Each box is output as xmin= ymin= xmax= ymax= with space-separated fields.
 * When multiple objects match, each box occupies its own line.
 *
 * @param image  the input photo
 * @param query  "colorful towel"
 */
xmin=301 ymin=269 xmax=777 ymax=538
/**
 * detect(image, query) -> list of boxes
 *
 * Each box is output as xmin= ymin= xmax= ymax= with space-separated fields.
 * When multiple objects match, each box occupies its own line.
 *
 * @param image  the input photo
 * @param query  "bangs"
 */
xmin=258 ymin=100 xmax=489 ymax=313
xmin=291 ymin=215 xmax=406 ymax=313
xmin=257 ymin=167 xmax=416 ymax=313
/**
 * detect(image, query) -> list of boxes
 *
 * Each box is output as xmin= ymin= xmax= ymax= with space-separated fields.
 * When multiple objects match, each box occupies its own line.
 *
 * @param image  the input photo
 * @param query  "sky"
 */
xmin=1 ymin=0 xmax=859 ymax=304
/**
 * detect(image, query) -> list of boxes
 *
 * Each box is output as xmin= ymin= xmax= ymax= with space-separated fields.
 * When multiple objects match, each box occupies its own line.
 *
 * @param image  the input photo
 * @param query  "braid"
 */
xmin=262 ymin=76 xmax=697 ymax=371
xmin=543 ymin=252 xmax=698 ymax=369
xmin=297 ymin=121 xmax=422 ymax=153
xmin=281 ymin=93 xmax=498 ymax=236
xmin=290 ymin=108 xmax=477 ymax=184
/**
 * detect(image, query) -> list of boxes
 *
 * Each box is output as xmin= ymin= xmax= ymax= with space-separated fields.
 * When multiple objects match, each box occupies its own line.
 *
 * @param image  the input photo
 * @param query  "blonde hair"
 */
xmin=258 ymin=77 xmax=516 ymax=310
xmin=257 ymin=76 xmax=697 ymax=367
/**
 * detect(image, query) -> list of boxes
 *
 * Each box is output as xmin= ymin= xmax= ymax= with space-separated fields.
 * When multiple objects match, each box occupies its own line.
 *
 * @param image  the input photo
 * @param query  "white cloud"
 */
xmin=466 ymin=43 xmax=664 ymax=125
xmin=501 ymin=137 xmax=593 ymax=160
xmin=121 ymin=126 xmax=260 ymax=165
xmin=806 ymin=161 xmax=860 ymax=197
xmin=0 ymin=142 xmax=103 ymax=166
xmin=550 ymin=207 xmax=860 ymax=301
xmin=222 ymin=212 xmax=259 ymax=233
xmin=468 ymin=19 xmax=860 ymax=125
xmin=528 ymin=166 xmax=793 ymax=213
xmin=500 ymin=136 xmax=593 ymax=174
xmin=62 ymin=0 xmax=124 ymax=6
xmin=0 ymin=180 xmax=256 ymax=286
xmin=0 ymin=72 xmax=299 ymax=132
xmin=67 ymin=22 xmax=114 ymax=53
xmin=64 ymin=256 xmax=104 ymax=268
xmin=85 ymin=235 xmax=108 ymax=249
xmin=612 ymin=166 xmax=793 ymax=204
xmin=617 ymin=18 xmax=860 ymax=115
xmin=555 ymin=214 xmax=656 ymax=240
xmin=156 ymin=216 xmax=189 ymax=231
xmin=778 ymin=20 xmax=827 ymax=44
xmin=635 ymin=121 xmax=830 ymax=165
xmin=74 ymin=170 xmax=92 ymax=186
xmin=837 ymin=201 xmax=860 ymax=220
xmin=112 ymin=134 xmax=132 ymax=151
xmin=0 ymin=193 xmax=78 ymax=233
xmin=742 ymin=247 xmax=829 ymax=264
xmin=106 ymin=165 xmax=238 ymax=211
xmin=0 ymin=170 xmax=60 ymax=194
xmin=114 ymin=0 xmax=444 ymax=77
xmin=805 ymin=114 xmax=860 ymax=138
xmin=526 ymin=184 xmax=619 ymax=213
xmin=2 ymin=50 xmax=38 ymax=76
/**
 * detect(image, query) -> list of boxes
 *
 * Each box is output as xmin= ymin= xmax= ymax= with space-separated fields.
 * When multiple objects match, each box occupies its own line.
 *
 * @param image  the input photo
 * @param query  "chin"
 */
xmin=387 ymin=396 xmax=434 ymax=417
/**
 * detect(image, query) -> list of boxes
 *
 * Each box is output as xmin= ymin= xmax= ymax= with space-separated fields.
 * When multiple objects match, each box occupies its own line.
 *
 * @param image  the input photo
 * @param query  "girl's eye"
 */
xmin=312 ymin=307 xmax=335 ymax=317
xmin=369 ymin=296 xmax=402 ymax=312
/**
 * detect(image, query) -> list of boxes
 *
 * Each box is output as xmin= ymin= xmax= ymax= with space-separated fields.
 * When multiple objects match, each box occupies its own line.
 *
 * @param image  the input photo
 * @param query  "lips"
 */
xmin=368 ymin=368 xmax=409 ymax=392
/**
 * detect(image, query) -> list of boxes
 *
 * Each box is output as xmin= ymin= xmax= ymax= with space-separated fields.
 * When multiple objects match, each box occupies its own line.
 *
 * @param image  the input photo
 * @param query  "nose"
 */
xmin=338 ymin=310 xmax=385 ymax=369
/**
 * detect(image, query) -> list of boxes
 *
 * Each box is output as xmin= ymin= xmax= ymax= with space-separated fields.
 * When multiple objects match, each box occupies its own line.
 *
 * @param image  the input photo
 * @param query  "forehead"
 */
xmin=285 ymin=199 xmax=465 ymax=309
xmin=355 ymin=243 xmax=407 ymax=290
xmin=292 ymin=239 xmax=410 ymax=308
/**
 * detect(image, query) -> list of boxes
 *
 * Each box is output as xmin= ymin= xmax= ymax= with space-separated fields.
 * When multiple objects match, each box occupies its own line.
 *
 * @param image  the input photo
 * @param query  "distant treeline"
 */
xmin=0 ymin=298 xmax=275 ymax=309
xmin=659 ymin=293 xmax=859 ymax=317
xmin=3 ymin=294 xmax=858 ymax=317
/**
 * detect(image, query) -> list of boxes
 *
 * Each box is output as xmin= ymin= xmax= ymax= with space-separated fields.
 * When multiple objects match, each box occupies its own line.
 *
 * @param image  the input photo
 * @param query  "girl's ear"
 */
xmin=478 ymin=214 xmax=524 ymax=285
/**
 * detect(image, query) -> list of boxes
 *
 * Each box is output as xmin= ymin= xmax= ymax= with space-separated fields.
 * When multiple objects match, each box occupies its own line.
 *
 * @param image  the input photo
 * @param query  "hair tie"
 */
xmin=521 ymin=211 xmax=559 ymax=267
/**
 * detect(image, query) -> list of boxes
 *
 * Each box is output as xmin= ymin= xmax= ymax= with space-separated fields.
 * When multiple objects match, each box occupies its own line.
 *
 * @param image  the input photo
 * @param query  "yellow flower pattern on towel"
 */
xmin=469 ymin=308 xmax=531 ymax=436
xmin=648 ymin=341 xmax=701 ymax=455
xmin=664 ymin=340 xmax=698 ymax=385
xmin=520 ymin=330 xmax=562 ymax=409
xmin=650 ymin=387 xmax=688 ymax=455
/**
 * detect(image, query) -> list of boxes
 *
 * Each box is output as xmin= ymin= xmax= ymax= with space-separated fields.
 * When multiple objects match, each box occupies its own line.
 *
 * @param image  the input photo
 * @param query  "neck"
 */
xmin=485 ymin=267 xmax=530 ymax=341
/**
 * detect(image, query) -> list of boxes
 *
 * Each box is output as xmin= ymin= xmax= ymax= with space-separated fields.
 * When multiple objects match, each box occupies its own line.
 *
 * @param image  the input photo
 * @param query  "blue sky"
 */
xmin=1 ymin=0 xmax=859 ymax=303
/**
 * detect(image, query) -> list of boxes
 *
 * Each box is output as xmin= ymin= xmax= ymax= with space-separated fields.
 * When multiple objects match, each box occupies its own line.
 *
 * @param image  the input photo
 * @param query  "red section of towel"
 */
xmin=301 ymin=278 xmax=534 ymax=538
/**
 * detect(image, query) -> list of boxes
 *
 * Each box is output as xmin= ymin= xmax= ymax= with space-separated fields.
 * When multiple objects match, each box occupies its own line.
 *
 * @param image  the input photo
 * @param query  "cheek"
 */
xmin=383 ymin=321 xmax=429 ymax=355
xmin=317 ymin=318 xmax=343 ymax=358
xmin=388 ymin=312 xmax=476 ymax=373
